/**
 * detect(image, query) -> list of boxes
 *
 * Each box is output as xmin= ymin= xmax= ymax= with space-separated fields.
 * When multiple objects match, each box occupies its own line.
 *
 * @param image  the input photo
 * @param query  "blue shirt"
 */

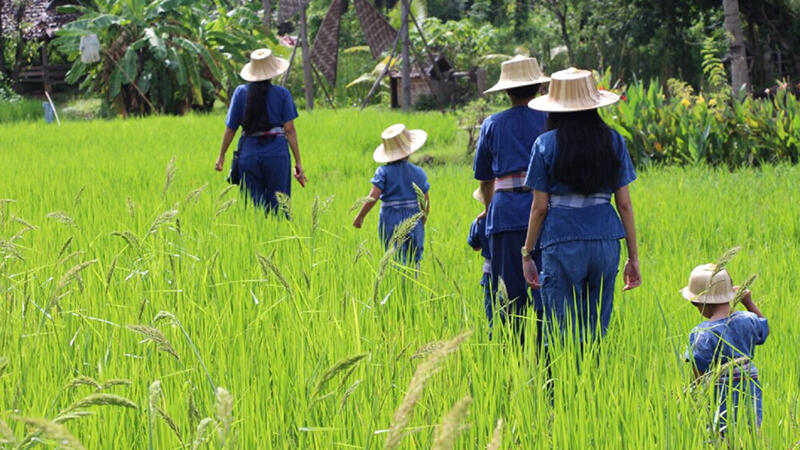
xmin=225 ymin=84 xmax=299 ymax=156
xmin=685 ymin=311 xmax=769 ymax=376
xmin=473 ymin=106 xmax=548 ymax=235
xmin=524 ymin=129 xmax=637 ymax=248
xmin=371 ymin=161 xmax=430 ymax=204
xmin=467 ymin=217 xmax=491 ymax=261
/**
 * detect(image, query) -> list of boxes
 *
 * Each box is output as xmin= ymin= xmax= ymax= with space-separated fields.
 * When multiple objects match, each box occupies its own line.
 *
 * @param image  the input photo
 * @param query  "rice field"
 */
xmin=1 ymin=109 xmax=799 ymax=448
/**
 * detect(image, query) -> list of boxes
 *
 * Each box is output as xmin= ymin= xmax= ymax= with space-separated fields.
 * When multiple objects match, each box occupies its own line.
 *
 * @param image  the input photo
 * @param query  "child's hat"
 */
xmin=680 ymin=263 xmax=735 ymax=304
xmin=373 ymin=124 xmax=427 ymax=163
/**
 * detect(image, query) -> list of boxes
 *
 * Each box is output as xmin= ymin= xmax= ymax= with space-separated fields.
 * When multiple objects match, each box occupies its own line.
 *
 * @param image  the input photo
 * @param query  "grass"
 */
xmin=1 ymin=109 xmax=799 ymax=448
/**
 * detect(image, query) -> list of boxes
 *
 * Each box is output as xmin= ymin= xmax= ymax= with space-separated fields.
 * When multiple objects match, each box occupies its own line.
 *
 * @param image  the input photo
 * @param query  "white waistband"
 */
xmin=494 ymin=175 xmax=529 ymax=191
xmin=549 ymin=193 xmax=611 ymax=208
xmin=482 ymin=259 xmax=492 ymax=274
xmin=244 ymin=126 xmax=284 ymax=137
xmin=382 ymin=199 xmax=419 ymax=209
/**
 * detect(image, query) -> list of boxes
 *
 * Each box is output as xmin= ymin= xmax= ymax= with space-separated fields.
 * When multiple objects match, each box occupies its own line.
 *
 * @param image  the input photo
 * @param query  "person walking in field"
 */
xmin=353 ymin=124 xmax=430 ymax=266
xmin=215 ymin=48 xmax=307 ymax=214
xmin=467 ymin=188 xmax=495 ymax=338
xmin=682 ymin=264 xmax=768 ymax=433
xmin=522 ymin=68 xmax=641 ymax=345
xmin=474 ymin=55 xmax=550 ymax=345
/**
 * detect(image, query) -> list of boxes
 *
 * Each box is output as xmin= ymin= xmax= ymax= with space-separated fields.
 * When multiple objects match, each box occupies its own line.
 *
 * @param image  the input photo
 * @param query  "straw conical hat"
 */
xmin=240 ymin=48 xmax=289 ymax=82
xmin=528 ymin=67 xmax=619 ymax=112
xmin=484 ymin=55 xmax=550 ymax=94
xmin=680 ymin=263 xmax=736 ymax=304
xmin=373 ymin=124 xmax=427 ymax=163
xmin=473 ymin=188 xmax=484 ymax=203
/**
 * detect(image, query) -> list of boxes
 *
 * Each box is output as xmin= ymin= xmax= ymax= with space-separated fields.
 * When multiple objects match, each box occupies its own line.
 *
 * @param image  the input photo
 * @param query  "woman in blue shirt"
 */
xmin=522 ymin=68 xmax=641 ymax=344
xmin=215 ymin=49 xmax=307 ymax=213
xmin=474 ymin=55 xmax=550 ymax=345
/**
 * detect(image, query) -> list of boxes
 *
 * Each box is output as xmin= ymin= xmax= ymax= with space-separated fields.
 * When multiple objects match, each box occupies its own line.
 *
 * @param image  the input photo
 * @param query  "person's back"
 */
xmin=375 ymin=161 xmax=428 ymax=205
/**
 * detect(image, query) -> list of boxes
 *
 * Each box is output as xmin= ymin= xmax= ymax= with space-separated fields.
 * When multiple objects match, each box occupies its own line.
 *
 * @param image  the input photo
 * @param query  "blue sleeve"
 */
xmin=525 ymin=137 xmax=550 ymax=192
xmin=615 ymin=132 xmax=637 ymax=189
xmin=750 ymin=315 xmax=769 ymax=345
xmin=418 ymin=169 xmax=430 ymax=193
xmin=467 ymin=220 xmax=482 ymax=249
xmin=687 ymin=331 xmax=714 ymax=373
xmin=473 ymin=120 xmax=494 ymax=181
xmin=225 ymin=85 xmax=245 ymax=130
xmin=279 ymin=88 xmax=299 ymax=124
xmin=370 ymin=166 xmax=386 ymax=191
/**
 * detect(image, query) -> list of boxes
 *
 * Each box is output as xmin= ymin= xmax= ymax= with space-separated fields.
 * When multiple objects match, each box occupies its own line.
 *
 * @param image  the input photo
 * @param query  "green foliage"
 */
xmin=413 ymin=17 xmax=497 ymax=70
xmin=52 ymin=0 xmax=280 ymax=116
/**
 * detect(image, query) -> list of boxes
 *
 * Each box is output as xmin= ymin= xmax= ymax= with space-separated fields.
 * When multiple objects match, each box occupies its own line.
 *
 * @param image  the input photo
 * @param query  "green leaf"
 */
xmin=65 ymin=61 xmax=88 ymax=85
xmin=144 ymin=28 xmax=168 ymax=61
xmin=121 ymin=47 xmax=138 ymax=84
xmin=109 ymin=67 xmax=123 ymax=99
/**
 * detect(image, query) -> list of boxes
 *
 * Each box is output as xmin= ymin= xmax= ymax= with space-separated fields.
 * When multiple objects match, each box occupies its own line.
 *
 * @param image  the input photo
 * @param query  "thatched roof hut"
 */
xmin=1 ymin=0 xmax=77 ymax=41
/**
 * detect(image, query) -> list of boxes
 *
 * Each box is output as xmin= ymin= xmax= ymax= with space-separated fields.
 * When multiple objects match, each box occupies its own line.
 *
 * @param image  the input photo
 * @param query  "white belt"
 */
xmin=382 ymin=199 xmax=419 ymax=209
xmin=494 ymin=172 xmax=529 ymax=191
xmin=482 ymin=259 xmax=492 ymax=274
xmin=549 ymin=193 xmax=611 ymax=209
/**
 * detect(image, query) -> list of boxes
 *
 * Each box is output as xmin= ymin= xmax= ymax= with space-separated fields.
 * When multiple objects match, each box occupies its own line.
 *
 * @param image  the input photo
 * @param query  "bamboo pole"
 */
xmin=300 ymin=5 xmax=314 ymax=111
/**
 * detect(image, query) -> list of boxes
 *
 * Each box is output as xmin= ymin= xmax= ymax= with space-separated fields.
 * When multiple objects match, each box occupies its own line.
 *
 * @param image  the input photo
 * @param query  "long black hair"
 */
xmin=242 ymin=80 xmax=271 ymax=134
xmin=546 ymin=109 xmax=621 ymax=195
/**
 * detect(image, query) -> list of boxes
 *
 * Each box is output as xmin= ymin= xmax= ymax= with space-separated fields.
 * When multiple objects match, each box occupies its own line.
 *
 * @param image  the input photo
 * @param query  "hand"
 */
xmin=352 ymin=215 xmax=363 ymax=229
xmin=523 ymin=257 xmax=540 ymax=289
xmin=733 ymin=285 xmax=752 ymax=305
xmin=622 ymin=259 xmax=641 ymax=291
xmin=214 ymin=156 xmax=224 ymax=172
xmin=293 ymin=164 xmax=308 ymax=187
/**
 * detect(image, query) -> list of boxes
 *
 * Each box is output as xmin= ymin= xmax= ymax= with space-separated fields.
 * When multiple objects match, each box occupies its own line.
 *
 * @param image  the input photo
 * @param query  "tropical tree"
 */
xmin=52 ymin=0 xmax=283 ymax=115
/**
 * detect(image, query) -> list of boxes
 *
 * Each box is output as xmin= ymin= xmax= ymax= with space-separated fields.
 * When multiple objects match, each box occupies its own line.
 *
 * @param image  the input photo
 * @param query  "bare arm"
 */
xmin=736 ymin=289 xmax=765 ymax=318
xmin=284 ymin=120 xmax=307 ymax=186
xmin=522 ymin=190 xmax=549 ymax=288
xmin=353 ymin=186 xmax=382 ymax=228
xmin=477 ymin=180 xmax=494 ymax=218
xmin=614 ymin=185 xmax=641 ymax=290
xmin=214 ymin=127 xmax=237 ymax=171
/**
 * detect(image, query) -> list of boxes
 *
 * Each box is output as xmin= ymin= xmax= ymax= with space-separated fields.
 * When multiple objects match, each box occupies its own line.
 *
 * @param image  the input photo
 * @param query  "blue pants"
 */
xmin=239 ymin=138 xmax=291 ymax=214
xmin=715 ymin=378 xmax=763 ymax=432
xmin=539 ymin=239 xmax=620 ymax=344
xmin=489 ymin=230 xmax=542 ymax=345
xmin=481 ymin=271 xmax=496 ymax=337
xmin=378 ymin=206 xmax=424 ymax=264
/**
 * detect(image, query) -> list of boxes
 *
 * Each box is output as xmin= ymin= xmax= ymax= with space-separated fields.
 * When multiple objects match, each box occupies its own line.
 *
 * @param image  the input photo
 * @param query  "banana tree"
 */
xmin=52 ymin=0 xmax=283 ymax=116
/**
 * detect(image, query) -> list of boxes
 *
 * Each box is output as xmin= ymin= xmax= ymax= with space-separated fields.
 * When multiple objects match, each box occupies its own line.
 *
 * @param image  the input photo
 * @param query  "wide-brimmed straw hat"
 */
xmin=680 ymin=263 xmax=736 ymax=304
xmin=484 ymin=55 xmax=550 ymax=94
xmin=240 ymin=48 xmax=289 ymax=82
xmin=528 ymin=67 xmax=619 ymax=112
xmin=373 ymin=124 xmax=428 ymax=163
xmin=473 ymin=188 xmax=484 ymax=203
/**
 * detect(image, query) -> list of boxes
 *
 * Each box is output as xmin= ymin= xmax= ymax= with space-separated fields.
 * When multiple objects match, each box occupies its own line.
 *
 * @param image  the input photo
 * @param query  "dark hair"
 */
xmin=546 ymin=109 xmax=621 ymax=195
xmin=507 ymin=84 xmax=540 ymax=100
xmin=242 ymin=80 xmax=271 ymax=134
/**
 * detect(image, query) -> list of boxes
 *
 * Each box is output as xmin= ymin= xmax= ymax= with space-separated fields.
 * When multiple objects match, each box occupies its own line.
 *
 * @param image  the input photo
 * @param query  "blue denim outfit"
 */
xmin=473 ymin=106 xmax=547 ymax=342
xmin=225 ymin=84 xmax=299 ymax=212
xmin=371 ymin=161 xmax=429 ymax=264
xmin=468 ymin=217 xmax=495 ymax=331
xmin=686 ymin=311 xmax=769 ymax=431
xmin=525 ymin=129 xmax=636 ymax=343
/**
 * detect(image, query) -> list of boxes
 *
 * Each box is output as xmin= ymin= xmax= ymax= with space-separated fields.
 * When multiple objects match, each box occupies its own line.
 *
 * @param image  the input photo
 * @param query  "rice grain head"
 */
xmin=487 ymin=418 xmax=503 ymax=450
xmin=147 ymin=209 xmax=179 ymax=237
xmin=46 ymin=211 xmax=76 ymax=226
xmin=53 ymin=410 xmax=95 ymax=424
xmin=257 ymin=253 xmax=294 ymax=296
xmin=12 ymin=416 xmax=84 ymax=450
xmin=0 ymin=417 xmax=15 ymax=445
xmin=731 ymin=273 xmax=758 ymax=308
xmin=67 ymin=393 xmax=138 ymax=411
xmin=163 ymin=156 xmax=177 ymax=197
xmin=183 ymin=183 xmax=208 ymax=205
xmin=312 ymin=353 xmax=368 ymax=400
xmin=192 ymin=417 xmax=219 ymax=450
xmin=432 ymin=396 xmax=472 ymax=450
xmin=713 ymin=246 xmax=742 ymax=276
xmin=111 ymin=230 xmax=140 ymax=250
xmin=66 ymin=375 xmax=102 ymax=390
xmin=127 ymin=325 xmax=180 ymax=360
xmin=215 ymin=387 xmax=234 ymax=443
xmin=0 ymin=356 xmax=8 ymax=378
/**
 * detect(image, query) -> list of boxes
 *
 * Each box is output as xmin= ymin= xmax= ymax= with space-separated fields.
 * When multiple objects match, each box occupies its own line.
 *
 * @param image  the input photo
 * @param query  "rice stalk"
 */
xmin=46 ymin=211 xmax=76 ymax=226
xmin=66 ymin=393 xmax=138 ymax=411
xmin=148 ymin=380 xmax=162 ymax=450
xmin=354 ymin=240 xmax=372 ymax=263
xmin=215 ymin=387 xmax=234 ymax=446
xmin=66 ymin=375 xmax=102 ymax=390
xmin=312 ymin=353 xmax=368 ymax=400
xmin=0 ymin=240 xmax=24 ymax=262
xmin=126 ymin=197 xmax=136 ymax=217
xmin=412 ymin=182 xmax=428 ymax=215
xmin=56 ymin=236 xmax=73 ymax=260
xmin=731 ymin=273 xmax=758 ymax=308
xmin=372 ymin=244 xmax=397 ymax=304
xmin=411 ymin=341 xmax=444 ymax=360
xmin=163 ymin=156 xmax=177 ymax=197
xmin=0 ymin=417 xmax=14 ymax=445
xmin=487 ymin=418 xmax=503 ymax=450
xmin=385 ymin=330 xmax=473 ymax=449
xmin=13 ymin=415 xmax=85 ymax=450
xmin=257 ymin=253 xmax=293 ymax=297
xmin=183 ymin=183 xmax=208 ymax=205
xmin=53 ymin=410 xmax=95 ymax=424
xmin=432 ymin=395 xmax=472 ymax=450
xmin=215 ymin=199 xmax=237 ymax=218
xmin=218 ymin=185 xmax=236 ymax=200
xmin=0 ymin=356 xmax=8 ymax=378
xmin=73 ymin=185 xmax=86 ymax=206
xmin=147 ymin=209 xmax=179 ymax=237
xmin=101 ymin=379 xmax=132 ymax=389
xmin=47 ymin=259 xmax=97 ymax=313
xmin=127 ymin=325 xmax=181 ymax=360
xmin=275 ymin=191 xmax=292 ymax=219
xmin=311 ymin=195 xmax=334 ymax=232
xmin=713 ymin=246 xmax=742 ymax=276
xmin=192 ymin=417 xmax=219 ymax=450
xmin=349 ymin=196 xmax=376 ymax=212
xmin=338 ymin=379 xmax=362 ymax=413
xmin=57 ymin=250 xmax=84 ymax=267
xmin=156 ymin=406 xmax=184 ymax=446
xmin=105 ymin=254 xmax=119 ymax=292
xmin=111 ymin=230 xmax=140 ymax=250
xmin=151 ymin=310 xmax=217 ymax=393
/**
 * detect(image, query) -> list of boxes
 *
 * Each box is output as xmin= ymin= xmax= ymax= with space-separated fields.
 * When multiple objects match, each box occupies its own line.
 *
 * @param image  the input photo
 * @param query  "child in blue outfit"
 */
xmin=353 ymin=124 xmax=430 ymax=265
xmin=467 ymin=188 xmax=495 ymax=336
xmin=682 ymin=263 xmax=769 ymax=433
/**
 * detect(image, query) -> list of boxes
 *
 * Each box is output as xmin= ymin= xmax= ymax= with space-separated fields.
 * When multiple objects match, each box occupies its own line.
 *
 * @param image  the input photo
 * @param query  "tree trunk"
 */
xmin=0 ymin=0 xmax=5 ymax=76
xmin=545 ymin=0 xmax=572 ymax=65
xmin=723 ymin=0 xmax=749 ymax=93
xmin=401 ymin=0 xmax=411 ymax=112
xmin=262 ymin=0 xmax=271 ymax=33
xmin=11 ymin=0 xmax=27 ymax=80
xmin=300 ymin=5 xmax=314 ymax=111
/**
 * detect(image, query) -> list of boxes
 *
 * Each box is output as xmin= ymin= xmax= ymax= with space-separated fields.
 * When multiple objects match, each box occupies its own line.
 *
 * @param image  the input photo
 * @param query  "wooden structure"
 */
xmin=389 ymin=55 xmax=454 ymax=109
xmin=1 ymin=0 xmax=77 ymax=94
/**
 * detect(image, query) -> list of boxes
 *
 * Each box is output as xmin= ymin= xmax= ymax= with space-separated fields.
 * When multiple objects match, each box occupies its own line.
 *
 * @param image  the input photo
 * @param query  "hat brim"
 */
xmin=373 ymin=130 xmax=428 ymax=163
xmin=680 ymin=287 xmax=735 ymax=304
xmin=240 ymin=57 xmax=290 ymax=82
xmin=528 ymin=90 xmax=620 ymax=112
xmin=473 ymin=188 xmax=484 ymax=203
xmin=484 ymin=77 xmax=551 ymax=94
